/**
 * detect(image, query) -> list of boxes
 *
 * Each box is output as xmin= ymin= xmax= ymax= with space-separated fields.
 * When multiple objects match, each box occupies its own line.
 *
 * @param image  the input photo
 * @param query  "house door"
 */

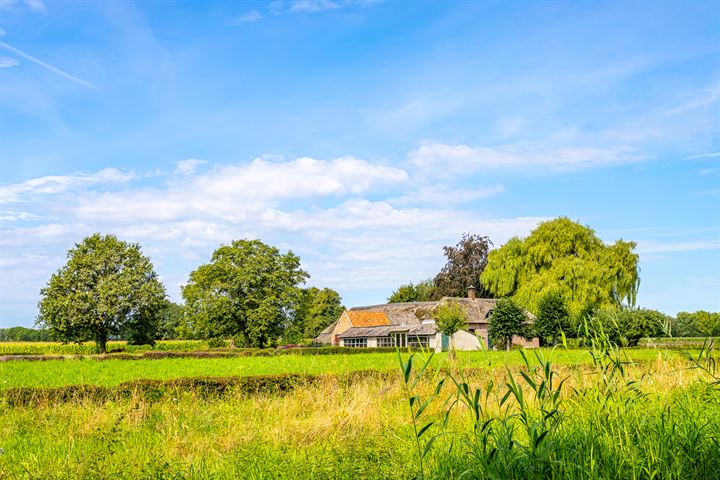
xmin=393 ymin=333 xmax=406 ymax=347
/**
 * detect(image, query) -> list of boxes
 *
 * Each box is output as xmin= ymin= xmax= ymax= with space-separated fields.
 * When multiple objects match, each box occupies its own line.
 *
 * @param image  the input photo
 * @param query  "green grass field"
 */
xmin=0 ymin=348 xmax=689 ymax=389
xmin=1 ymin=345 xmax=718 ymax=479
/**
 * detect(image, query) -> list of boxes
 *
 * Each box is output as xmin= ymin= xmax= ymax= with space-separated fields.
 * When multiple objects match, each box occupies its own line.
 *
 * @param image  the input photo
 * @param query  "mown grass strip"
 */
xmin=0 ymin=346 xmax=428 ymax=362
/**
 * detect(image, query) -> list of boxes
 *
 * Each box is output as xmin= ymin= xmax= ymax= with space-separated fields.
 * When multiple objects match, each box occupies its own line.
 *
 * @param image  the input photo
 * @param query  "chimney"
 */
xmin=467 ymin=285 xmax=477 ymax=300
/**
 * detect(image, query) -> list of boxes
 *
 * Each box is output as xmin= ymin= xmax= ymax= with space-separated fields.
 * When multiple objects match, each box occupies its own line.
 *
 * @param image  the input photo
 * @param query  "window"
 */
xmin=343 ymin=338 xmax=367 ymax=348
xmin=377 ymin=336 xmax=394 ymax=347
xmin=408 ymin=335 xmax=431 ymax=348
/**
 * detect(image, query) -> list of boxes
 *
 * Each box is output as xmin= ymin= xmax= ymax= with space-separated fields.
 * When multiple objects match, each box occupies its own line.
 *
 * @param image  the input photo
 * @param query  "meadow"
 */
xmin=0 ymin=348 xmax=692 ymax=390
xmin=0 ymin=343 xmax=718 ymax=479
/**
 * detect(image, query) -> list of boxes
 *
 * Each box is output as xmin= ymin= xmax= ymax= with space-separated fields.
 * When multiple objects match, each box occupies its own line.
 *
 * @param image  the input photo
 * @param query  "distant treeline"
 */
xmin=0 ymin=326 xmax=52 ymax=342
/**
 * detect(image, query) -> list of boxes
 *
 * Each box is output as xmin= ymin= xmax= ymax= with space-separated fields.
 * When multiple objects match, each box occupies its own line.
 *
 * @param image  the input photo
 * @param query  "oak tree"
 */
xmin=182 ymin=239 xmax=308 ymax=348
xmin=37 ymin=233 xmax=166 ymax=353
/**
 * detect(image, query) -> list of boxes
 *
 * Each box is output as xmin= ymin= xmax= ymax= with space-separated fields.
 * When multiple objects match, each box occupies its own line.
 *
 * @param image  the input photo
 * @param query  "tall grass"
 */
xmin=396 ymin=328 xmax=720 ymax=479
xmin=0 ymin=339 xmax=717 ymax=478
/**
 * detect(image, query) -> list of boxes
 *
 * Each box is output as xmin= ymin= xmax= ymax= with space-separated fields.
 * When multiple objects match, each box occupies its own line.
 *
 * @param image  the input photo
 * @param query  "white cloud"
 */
xmin=290 ymin=0 xmax=340 ymax=13
xmin=0 ymin=210 xmax=39 ymax=222
xmin=73 ymin=156 xmax=408 ymax=222
xmin=687 ymin=152 xmax=720 ymax=160
xmin=0 ymin=167 xmax=135 ymax=203
xmin=389 ymin=184 xmax=505 ymax=206
xmin=175 ymin=158 xmax=207 ymax=175
xmin=269 ymin=0 xmax=377 ymax=15
xmin=24 ymin=0 xmax=45 ymax=12
xmin=637 ymin=240 xmax=720 ymax=254
xmin=231 ymin=10 xmax=263 ymax=23
xmin=0 ymin=153 xmax=540 ymax=320
xmin=0 ymin=55 xmax=18 ymax=68
xmin=408 ymin=142 xmax=643 ymax=173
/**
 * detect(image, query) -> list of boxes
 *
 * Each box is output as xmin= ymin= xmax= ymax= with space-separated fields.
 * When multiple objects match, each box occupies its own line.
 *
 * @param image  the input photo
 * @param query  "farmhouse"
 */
xmin=315 ymin=287 xmax=539 ymax=351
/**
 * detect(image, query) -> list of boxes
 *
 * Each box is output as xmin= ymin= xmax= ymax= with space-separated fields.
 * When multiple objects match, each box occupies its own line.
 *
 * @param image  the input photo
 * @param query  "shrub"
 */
xmin=207 ymin=338 xmax=228 ymax=349
xmin=1 ymin=372 xmax=382 ymax=407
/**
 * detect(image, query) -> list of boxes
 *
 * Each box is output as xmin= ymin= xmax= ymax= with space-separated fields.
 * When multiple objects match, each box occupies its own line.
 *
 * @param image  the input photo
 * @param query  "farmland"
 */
xmin=1 ymin=344 xmax=719 ymax=479
xmin=0 ymin=347 xmax=693 ymax=389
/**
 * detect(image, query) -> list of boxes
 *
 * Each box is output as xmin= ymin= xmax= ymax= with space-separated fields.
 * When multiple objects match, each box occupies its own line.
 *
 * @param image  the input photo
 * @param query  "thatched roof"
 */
xmin=313 ymin=297 xmax=533 ymax=343
xmin=313 ymin=319 xmax=338 ymax=344
xmin=338 ymin=322 xmax=439 ymax=339
xmin=349 ymin=297 xmax=498 ymax=326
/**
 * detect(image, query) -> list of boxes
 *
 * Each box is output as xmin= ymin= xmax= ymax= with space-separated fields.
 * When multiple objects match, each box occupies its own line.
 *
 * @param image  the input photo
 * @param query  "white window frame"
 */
xmin=377 ymin=336 xmax=395 ymax=347
xmin=343 ymin=338 xmax=367 ymax=348
xmin=408 ymin=335 xmax=431 ymax=348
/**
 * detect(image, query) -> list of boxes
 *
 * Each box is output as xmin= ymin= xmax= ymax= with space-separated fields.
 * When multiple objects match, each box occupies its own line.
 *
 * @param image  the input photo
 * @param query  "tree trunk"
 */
xmin=505 ymin=337 xmax=511 ymax=351
xmin=98 ymin=331 xmax=107 ymax=354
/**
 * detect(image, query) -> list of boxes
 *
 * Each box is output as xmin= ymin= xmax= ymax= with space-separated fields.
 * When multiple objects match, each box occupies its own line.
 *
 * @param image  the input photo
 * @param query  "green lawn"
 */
xmin=0 ymin=348 xmax=686 ymax=389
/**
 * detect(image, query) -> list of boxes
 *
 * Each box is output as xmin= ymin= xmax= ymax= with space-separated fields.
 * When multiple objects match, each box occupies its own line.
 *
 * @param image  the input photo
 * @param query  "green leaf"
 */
xmin=417 ymin=422 xmax=434 ymax=438
xmin=404 ymin=355 xmax=414 ymax=384
xmin=422 ymin=434 xmax=441 ymax=459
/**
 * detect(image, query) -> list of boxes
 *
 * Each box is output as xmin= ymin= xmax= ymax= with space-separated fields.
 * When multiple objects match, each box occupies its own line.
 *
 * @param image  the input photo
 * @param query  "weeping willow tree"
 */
xmin=480 ymin=218 xmax=639 ymax=317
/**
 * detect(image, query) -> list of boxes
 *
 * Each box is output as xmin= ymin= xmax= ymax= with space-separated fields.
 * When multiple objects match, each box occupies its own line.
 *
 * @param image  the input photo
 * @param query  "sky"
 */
xmin=0 ymin=0 xmax=718 ymax=327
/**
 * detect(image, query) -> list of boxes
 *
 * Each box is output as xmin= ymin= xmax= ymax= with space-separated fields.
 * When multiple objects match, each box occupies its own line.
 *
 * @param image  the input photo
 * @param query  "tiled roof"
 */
xmin=345 ymin=310 xmax=390 ymax=327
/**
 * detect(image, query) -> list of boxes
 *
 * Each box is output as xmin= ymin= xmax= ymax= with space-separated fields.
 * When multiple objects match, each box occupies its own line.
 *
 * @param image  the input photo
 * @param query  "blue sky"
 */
xmin=1 ymin=0 xmax=718 ymax=327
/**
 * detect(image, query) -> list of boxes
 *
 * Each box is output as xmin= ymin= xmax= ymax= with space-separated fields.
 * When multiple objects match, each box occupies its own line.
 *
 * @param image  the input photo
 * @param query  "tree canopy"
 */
xmin=434 ymin=301 xmax=468 ymax=337
xmin=434 ymin=300 xmax=468 ymax=358
xmin=37 ymin=233 xmax=166 ymax=353
xmin=534 ymin=292 xmax=570 ymax=346
xmin=488 ymin=299 xmax=527 ymax=350
xmin=156 ymin=302 xmax=185 ymax=340
xmin=674 ymin=311 xmax=720 ymax=337
xmin=0 ymin=326 xmax=51 ymax=342
xmin=182 ymin=239 xmax=308 ymax=348
xmin=586 ymin=307 xmax=667 ymax=346
xmin=292 ymin=287 xmax=344 ymax=340
xmin=388 ymin=279 xmax=434 ymax=303
xmin=480 ymin=217 xmax=639 ymax=317
xmin=433 ymin=234 xmax=493 ymax=299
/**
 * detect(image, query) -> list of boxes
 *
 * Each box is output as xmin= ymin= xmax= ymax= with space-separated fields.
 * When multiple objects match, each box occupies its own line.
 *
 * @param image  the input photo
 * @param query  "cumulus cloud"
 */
xmin=73 ymin=156 xmax=407 ymax=222
xmin=0 ymin=153 xmax=538 ymax=322
xmin=408 ymin=142 xmax=643 ymax=173
xmin=175 ymin=158 xmax=207 ymax=175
